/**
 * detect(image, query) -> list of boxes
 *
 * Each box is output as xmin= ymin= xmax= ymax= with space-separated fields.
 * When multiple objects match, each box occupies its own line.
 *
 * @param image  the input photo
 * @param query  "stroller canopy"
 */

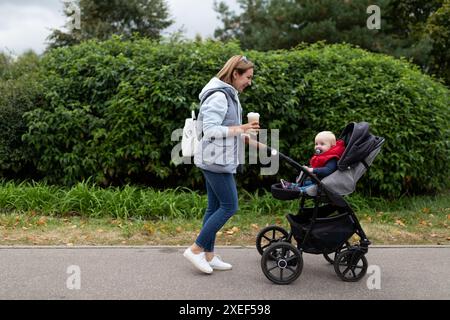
xmin=337 ymin=122 xmax=384 ymax=170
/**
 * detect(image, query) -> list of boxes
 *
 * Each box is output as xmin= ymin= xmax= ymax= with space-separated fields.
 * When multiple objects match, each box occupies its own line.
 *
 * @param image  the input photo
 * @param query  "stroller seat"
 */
xmin=271 ymin=122 xmax=385 ymax=201
xmin=305 ymin=143 xmax=383 ymax=197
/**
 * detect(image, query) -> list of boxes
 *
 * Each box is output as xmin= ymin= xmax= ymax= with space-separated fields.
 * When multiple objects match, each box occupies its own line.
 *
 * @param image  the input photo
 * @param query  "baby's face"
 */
xmin=314 ymin=138 xmax=333 ymax=154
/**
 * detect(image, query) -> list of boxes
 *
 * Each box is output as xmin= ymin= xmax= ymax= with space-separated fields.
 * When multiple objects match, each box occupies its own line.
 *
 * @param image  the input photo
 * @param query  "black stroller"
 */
xmin=256 ymin=122 xmax=385 ymax=285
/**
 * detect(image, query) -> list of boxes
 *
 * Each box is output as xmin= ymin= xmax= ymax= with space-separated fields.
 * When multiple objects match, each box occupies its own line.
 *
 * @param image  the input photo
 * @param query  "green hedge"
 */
xmin=0 ymin=51 xmax=43 ymax=178
xmin=4 ymin=37 xmax=449 ymax=197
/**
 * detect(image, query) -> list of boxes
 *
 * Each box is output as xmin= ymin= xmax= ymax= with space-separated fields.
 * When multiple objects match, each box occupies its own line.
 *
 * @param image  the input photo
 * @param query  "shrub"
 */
xmin=20 ymin=38 xmax=450 ymax=197
xmin=0 ymin=51 xmax=42 ymax=179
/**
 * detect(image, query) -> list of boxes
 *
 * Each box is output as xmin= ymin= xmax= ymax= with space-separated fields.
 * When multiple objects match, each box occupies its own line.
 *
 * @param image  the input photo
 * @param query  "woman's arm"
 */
xmin=202 ymin=92 xmax=259 ymax=138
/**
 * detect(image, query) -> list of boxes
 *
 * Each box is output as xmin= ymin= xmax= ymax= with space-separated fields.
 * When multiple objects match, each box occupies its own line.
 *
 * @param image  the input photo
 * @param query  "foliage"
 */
xmin=47 ymin=0 xmax=173 ymax=49
xmin=424 ymin=0 xmax=450 ymax=84
xmin=247 ymin=44 xmax=449 ymax=197
xmin=214 ymin=0 xmax=449 ymax=85
xmin=214 ymin=0 xmax=388 ymax=51
xmin=0 ymin=51 xmax=43 ymax=178
xmin=23 ymin=37 xmax=240 ymax=187
xmin=18 ymin=38 xmax=449 ymax=197
xmin=0 ymin=181 xmax=448 ymax=225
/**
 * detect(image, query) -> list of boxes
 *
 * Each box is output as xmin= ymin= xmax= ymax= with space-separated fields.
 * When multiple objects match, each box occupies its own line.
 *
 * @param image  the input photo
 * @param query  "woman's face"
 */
xmin=232 ymin=68 xmax=253 ymax=93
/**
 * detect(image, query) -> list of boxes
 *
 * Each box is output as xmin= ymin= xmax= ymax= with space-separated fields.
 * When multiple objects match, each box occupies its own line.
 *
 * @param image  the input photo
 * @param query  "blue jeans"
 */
xmin=195 ymin=170 xmax=239 ymax=252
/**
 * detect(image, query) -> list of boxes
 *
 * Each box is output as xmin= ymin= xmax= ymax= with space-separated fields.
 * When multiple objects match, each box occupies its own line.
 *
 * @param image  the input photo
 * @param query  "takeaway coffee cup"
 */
xmin=247 ymin=112 xmax=260 ymax=135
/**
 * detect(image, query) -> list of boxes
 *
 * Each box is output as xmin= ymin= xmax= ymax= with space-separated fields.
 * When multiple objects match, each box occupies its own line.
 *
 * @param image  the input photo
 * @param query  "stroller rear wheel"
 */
xmin=334 ymin=248 xmax=368 ymax=282
xmin=323 ymin=241 xmax=350 ymax=264
xmin=261 ymin=242 xmax=303 ymax=285
xmin=256 ymin=225 xmax=289 ymax=256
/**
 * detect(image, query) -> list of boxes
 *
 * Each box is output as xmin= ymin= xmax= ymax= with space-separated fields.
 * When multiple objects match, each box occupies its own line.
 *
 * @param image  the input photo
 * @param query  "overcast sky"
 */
xmin=0 ymin=0 xmax=241 ymax=55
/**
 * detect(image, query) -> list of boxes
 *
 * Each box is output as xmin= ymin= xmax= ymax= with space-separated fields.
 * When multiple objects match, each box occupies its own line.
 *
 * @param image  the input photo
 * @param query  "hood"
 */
xmin=199 ymin=77 xmax=238 ymax=101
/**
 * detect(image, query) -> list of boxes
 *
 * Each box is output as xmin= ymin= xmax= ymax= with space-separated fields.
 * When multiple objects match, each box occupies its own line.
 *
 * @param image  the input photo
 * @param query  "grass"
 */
xmin=0 ymin=180 xmax=449 ymax=246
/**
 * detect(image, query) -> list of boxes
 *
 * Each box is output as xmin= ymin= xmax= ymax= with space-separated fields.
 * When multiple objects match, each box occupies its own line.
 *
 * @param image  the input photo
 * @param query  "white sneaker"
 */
xmin=183 ymin=248 xmax=213 ymax=274
xmin=208 ymin=255 xmax=232 ymax=271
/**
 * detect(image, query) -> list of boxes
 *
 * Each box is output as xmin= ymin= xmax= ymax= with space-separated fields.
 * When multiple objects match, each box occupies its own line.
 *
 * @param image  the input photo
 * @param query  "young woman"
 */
xmin=183 ymin=55 xmax=259 ymax=274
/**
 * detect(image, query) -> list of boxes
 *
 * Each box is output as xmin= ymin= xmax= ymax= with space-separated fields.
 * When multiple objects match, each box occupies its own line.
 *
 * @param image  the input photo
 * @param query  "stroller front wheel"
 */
xmin=261 ymin=242 xmax=303 ymax=285
xmin=256 ymin=225 xmax=289 ymax=256
xmin=334 ymin=249 xmax=368 ymax=282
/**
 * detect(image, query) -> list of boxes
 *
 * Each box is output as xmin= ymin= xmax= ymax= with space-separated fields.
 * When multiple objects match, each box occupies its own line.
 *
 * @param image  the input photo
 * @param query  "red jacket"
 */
xmin=310 ymin=139 xmax=345 ymax=168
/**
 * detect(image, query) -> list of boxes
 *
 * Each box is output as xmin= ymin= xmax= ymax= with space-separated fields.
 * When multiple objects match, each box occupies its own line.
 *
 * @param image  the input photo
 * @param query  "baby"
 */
xmin=281 ymin=131 xmax=345 ymax=193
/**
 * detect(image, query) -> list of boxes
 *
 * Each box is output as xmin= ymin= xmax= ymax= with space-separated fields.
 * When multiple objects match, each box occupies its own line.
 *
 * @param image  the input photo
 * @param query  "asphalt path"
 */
xmin=1 ymin=246 xmax=449 ymax=300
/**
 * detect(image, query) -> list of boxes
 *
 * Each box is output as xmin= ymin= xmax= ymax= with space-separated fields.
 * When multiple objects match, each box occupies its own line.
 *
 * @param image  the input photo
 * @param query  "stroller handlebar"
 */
xmin=266 ymin=147 xmax=322 ymax=184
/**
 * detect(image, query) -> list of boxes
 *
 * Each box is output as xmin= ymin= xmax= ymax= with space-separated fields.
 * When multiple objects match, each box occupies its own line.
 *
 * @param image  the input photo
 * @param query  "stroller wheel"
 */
xmin=323 ymin=241 xmax=350 ymax=265
xmin=261 ymin=242 xmax=303 ymax=285
xmin=334 ymin=249 xmax=368 ymax=282
xmin=256 ymin=225 xmax=289 ymax=256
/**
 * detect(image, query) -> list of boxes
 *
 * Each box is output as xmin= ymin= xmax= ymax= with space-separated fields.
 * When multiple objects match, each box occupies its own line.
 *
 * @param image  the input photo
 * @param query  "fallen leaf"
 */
xmin=36 ymin=217 xmax=47 ymax=226
xmin=175 ymin=226 xmax=183 ymax=233
xmin=430 ymin=233 xmax=437 ymax=237
xmin=66 ymin=243 xmax=73 ymax=246
xmin=231 ymin=226 xmax=240 ymax=233
xmin=96 ymin=229 xmax=104 ymax=233
xmin=419 ymin=220 xmax=428 ymax=226
xmin=395 ymin=219 xmax=405 ymax=227
xmin=226 ymin=230 xmax=234 ymax=235
xmin=216 ymin=231 xmax=223 ymax=236
xmin=143 ymin=224 xmax=155 ymax=235
xmin=251 ymin=223 xmax=259 ymax=230
xmin=422 ymin=208 xmax=430 ymax=214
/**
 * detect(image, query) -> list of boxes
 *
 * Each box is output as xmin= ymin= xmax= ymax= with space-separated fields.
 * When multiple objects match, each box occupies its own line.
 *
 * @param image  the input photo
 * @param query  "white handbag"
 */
xmin=181 ymin=110 xmax=199 ymax=157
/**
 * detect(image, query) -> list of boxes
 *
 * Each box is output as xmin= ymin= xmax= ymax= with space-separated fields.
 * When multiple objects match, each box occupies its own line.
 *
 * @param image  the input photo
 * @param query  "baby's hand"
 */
xmin=303 ymin=166 xmax=313 ymax=173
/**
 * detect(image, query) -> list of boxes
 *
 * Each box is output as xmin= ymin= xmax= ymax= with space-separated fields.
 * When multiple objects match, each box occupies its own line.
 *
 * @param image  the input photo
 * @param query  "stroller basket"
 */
xmin=287 ymin=208 xmax=356 ymax=254
xmin=271 ymin=183 xmax=301 ymax=200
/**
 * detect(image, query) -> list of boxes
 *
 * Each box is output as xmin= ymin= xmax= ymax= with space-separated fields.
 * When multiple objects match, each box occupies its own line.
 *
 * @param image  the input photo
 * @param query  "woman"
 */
xmin=183 ymin=55 xmax=259 ymax=274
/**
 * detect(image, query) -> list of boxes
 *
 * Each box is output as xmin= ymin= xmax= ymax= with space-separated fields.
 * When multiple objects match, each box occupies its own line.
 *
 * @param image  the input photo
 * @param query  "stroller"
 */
xmin=256 ymin=122 xmax=385 ymax=285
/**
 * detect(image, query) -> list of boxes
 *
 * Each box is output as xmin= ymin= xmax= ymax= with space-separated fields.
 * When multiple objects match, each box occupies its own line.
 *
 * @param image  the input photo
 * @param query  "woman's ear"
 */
xmin=232 ymin=70 xmax=238 ymax=80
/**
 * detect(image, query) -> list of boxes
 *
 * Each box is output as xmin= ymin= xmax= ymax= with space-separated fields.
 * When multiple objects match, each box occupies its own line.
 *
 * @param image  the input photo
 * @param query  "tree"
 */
xmin=47 ymin=0 xmax=173 ymax=49
xmin=214 ymin=0 xmax=391 ymax=51
xmin=424 ymin=0 xmax=450 ymax=83
xmin=214 ymin=0 xmax=449 ymax=84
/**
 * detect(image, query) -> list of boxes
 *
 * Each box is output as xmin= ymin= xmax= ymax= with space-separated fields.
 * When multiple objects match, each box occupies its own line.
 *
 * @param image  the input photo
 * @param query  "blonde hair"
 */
xmin=217 ymin=55 xmax=254 ymax=85
xmin=315 ymin=131 xmax=336 ymax=146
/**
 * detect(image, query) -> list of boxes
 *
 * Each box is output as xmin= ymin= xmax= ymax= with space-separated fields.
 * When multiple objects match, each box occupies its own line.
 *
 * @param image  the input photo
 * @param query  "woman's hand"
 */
xmin=228 ymin=121 xmax=260 ymax=136
xmin=241 ymin=121 xmax=260 ymax=133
